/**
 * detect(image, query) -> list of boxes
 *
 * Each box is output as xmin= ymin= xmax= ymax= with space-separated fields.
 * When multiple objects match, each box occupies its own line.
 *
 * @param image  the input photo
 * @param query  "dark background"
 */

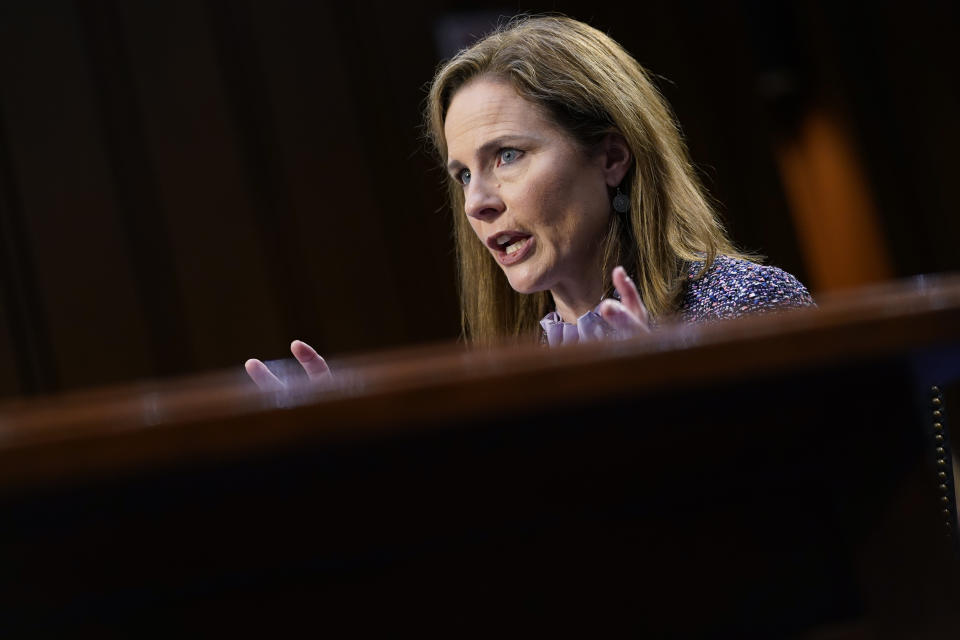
xmin=0 ymin=0 xmax=957 ymax=397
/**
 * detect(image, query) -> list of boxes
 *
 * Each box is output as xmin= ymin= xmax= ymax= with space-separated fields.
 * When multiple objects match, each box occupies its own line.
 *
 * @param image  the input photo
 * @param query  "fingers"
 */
xmin=245 ymin=358 xmax=285 ymax=392
xmin=612 ymin=266 xmax=649 ymax=327
xmin=245 ymin=341 xmax=329 ymax=391
xmin=290 ymin=340 xmax=330 ymax=381
xmin=599 ymin=266 xmax=651 ymax=338
xmin=598 ymin=299 xmax=629 ymax=333
xmin=599 ymin=299 xmax=650 ymax=337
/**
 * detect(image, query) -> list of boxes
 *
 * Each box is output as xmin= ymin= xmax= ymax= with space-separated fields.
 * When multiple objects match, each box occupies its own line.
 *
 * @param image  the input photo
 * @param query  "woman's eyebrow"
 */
xmin=446 ymin=135 xmax=536 ymax=173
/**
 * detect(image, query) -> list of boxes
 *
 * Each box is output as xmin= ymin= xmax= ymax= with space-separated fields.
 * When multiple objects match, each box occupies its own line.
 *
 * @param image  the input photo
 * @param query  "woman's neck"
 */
xmin=551 ymin=277 xmax=605 ymax=324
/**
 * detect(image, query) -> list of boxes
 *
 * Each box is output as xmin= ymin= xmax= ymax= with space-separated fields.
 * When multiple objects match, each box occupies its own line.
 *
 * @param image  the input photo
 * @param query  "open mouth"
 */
xmin=487 ymin=232 xmax=534 ymax=266
xmin=492 ymin=233 xmax=531 ymax=255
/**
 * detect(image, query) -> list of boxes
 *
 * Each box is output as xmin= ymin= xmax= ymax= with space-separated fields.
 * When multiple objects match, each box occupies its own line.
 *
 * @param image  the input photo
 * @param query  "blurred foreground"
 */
xmin=0 ymin=276 xmax=957 ymax=634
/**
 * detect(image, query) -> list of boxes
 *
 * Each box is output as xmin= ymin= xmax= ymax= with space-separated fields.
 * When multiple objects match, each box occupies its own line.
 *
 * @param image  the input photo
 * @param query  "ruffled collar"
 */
xmin=539 ymin=305 xmax=616 ymax=346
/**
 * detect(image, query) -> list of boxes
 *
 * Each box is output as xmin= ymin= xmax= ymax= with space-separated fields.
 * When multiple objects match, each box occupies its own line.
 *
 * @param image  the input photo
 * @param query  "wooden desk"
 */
xmin=1 ymin=277 xmax=958 ymax=635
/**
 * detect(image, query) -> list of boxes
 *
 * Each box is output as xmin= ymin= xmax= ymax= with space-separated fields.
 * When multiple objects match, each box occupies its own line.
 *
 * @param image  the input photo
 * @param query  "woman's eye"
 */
xmin=458 ymin=169 xmax=471 ymax=186
xmin=497 ymin=148 xmax=522 ymax=165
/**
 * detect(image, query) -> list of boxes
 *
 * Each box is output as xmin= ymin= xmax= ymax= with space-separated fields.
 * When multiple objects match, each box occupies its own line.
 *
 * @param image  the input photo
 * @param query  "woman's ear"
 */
xmin=601 ymin=133 xmax=632 ymax=187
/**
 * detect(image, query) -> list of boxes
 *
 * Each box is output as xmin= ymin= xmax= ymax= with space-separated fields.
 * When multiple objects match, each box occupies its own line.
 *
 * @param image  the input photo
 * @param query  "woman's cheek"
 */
xmin=524 ymin=172 xmax=560 ymax=217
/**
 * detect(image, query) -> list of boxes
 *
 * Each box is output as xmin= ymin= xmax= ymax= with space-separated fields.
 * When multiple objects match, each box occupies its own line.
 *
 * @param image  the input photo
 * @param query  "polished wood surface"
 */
xmin=1 ymin=277 xmax=958 ymax=634
xmin=0 ymin=275 xmax=958 ymax=490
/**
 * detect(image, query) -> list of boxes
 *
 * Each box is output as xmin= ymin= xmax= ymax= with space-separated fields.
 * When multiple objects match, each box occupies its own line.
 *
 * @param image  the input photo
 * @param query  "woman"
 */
xmin=246 ymin=15 xmax=812 ymax=388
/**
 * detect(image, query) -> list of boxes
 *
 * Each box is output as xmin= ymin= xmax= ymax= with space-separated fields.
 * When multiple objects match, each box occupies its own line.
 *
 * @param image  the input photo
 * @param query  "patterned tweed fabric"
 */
xmin=539 ymin=254 xmax=814 ymax=345
xmin=677 ymin=254 xmax=814 ymax=323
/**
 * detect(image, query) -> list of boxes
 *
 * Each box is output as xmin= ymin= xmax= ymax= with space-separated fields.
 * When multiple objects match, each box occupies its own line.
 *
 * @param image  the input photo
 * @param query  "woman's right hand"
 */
xmin=245 ymin=340 xmax=330 ymax=391
xmin=598 ymin=266 xmax=651 ymax=339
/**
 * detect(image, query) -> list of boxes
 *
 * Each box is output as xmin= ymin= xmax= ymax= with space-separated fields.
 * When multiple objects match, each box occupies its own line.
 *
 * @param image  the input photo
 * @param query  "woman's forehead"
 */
xmin=444 ymin=79 xmax=557 ymax=158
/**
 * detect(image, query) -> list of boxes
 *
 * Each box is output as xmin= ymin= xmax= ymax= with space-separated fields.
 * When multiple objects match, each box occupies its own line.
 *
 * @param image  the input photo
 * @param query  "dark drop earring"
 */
xmin=612 ymin=186 xmax=630 ymax=214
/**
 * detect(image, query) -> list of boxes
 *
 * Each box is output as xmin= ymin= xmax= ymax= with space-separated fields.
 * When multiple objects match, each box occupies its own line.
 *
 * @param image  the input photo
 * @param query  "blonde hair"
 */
xmin=425 ymin=15 xmax=747 ymax=345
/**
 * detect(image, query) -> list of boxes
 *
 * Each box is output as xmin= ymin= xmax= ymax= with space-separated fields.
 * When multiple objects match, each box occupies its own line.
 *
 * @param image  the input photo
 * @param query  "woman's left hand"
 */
xmin=245 ymin=340 xmax=331 ymax=391
xmin=598 ymin=266 xmax=651 ymax=338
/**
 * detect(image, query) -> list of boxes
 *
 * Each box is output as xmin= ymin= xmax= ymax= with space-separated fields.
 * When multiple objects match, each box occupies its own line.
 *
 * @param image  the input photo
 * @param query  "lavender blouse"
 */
xmin=540 ymin=255 xmax=815 ymax=346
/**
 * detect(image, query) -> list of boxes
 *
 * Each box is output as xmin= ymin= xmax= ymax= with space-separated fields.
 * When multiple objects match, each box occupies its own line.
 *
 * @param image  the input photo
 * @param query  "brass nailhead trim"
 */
xmin=930 ymin=389 xmax=951 ymax=537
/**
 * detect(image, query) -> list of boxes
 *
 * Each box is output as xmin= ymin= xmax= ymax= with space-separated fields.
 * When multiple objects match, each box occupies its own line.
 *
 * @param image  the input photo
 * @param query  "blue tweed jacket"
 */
xmin=676 ymin=254 xmax=814 ymax=323
xmin=540 ymin=255 xmax=814 ymax=345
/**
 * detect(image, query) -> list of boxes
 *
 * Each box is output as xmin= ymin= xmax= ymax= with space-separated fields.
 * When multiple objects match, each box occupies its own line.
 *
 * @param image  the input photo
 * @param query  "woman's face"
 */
xmin=444 ymin=78 xmax=624 ymax=302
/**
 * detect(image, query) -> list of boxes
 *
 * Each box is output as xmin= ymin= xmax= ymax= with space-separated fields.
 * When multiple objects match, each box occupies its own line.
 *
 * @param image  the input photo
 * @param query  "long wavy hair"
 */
xmin=425 ymin=15 xmax=748 ymax=345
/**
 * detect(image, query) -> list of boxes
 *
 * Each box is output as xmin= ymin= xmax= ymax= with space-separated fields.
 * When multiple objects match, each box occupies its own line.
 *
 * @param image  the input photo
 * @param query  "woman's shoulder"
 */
xmin=677 ymin=254 xmax=815 ymax=323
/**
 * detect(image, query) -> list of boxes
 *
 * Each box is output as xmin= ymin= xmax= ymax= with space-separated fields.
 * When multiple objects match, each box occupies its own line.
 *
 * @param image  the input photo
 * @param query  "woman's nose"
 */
xmin=464 ymin=177 xmax=504 ymax=221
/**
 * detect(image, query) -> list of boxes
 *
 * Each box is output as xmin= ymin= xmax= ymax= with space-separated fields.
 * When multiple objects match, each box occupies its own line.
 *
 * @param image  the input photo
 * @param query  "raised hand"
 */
xmin=598 ymin=265 xmax=651 ymax=338
xmin=245 ymin=339 xmax=331 ymax=391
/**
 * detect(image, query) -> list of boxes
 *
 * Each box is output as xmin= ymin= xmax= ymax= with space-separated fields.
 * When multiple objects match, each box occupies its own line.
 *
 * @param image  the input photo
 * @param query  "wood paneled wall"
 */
xmin=0 ymin=0 xmax=462 ymax=395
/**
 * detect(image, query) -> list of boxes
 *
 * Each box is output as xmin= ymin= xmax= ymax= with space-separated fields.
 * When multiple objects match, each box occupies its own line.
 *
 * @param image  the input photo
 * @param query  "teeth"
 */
xmin=496 ymin=234 xmax=512 ymax=247
xmin=505 ymin=240 xmax=524 ymax=255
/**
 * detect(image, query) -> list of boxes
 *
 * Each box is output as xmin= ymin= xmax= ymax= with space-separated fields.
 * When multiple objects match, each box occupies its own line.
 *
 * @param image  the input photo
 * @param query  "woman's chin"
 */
xmin=504 ymin=270 xmax=547 ymax=295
